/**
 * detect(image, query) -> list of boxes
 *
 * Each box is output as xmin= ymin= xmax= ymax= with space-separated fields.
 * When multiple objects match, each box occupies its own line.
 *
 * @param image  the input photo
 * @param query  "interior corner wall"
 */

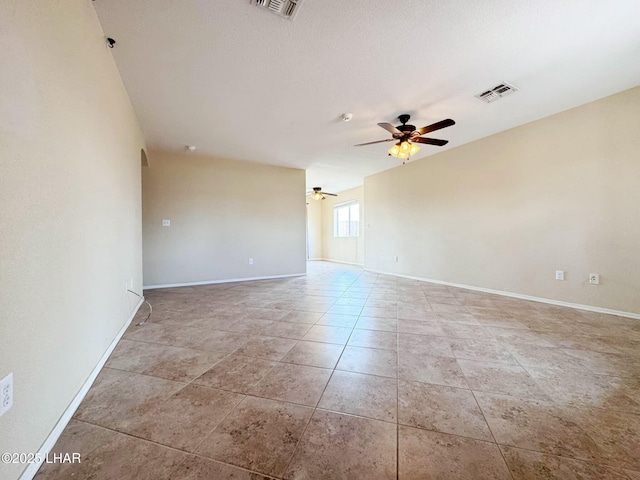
xmin=142 ymin=152 xmax=307 ymax=287
xmin=0 ymin=1 xmax=146 ymax=479
xmin=306 ymin=195 xmax=323 ymax=259
xmin=321 ymin=185 xmax=365 ymax=266
xmin=365 ymin=87 xmax=640 ymax=315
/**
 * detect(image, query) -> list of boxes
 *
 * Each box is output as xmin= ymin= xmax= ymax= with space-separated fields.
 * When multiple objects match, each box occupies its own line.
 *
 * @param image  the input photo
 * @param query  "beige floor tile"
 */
xmin=34 ymin=421 xmax=119 ymax=480
xmin=279 ymin=310 xmax=323 ymax=324
xmin=326 ymin=304 xmax=364 ymax=316
xmin=279 ymin=340 xmax=344 ymax=368
xmin=284 ymin=410 xmax=397 ymax=480
xmin=121 ymin=384 xmax=244 ymax=451
xmin=474 ymin=392 xmax=603 ymax=462
xmin=316 ymin=313 xmax=359 ymax=328
xmin=302 ymin=324 xmax=353 ymax=344
xmin=254 ymin=321 xmax=312 ymax=339
xmin=105 ymin=339 xmax=227 ymax=382
xmin=196 ymin=396 xmax=312 ymax=477
xmin=397 ymin=333 xmax=453 ymax=357
xmin=398 ymin=380 xmax=493 ymax=441
xmin=336 ymin=345 xmax=397 ymax=378
xmin=450 ymin=338 xmax=517 ymax=364
xmin=318 ymin=370 xmax=397 ymax=422
xmin=399 ymin=352 xmax=468 ymax=388
xmin=73 ymin=369 xmax=184 ymax=429
xmin=125 ymin=323 xmax=250 ymax=352
xmin=233 ymin=335 xmax=297 ymax=361
xmin=397 ymin=319 xmax=445 ymax=336
xmin=250 ymin=362 xmax=332 ymax=406
xmin=334 ymin=297 xmax=367 ymax=306
xmin=349 ymin=329 xmax=397 ymax=350
xmin=439 ymin=323 xmax=494 ymax=339
xmin=527 ymin=366 xmax=640 ymax=412
xmin=501 ymin=445 xmax=631 ymax=480
xmin=361 ymin=305 xmax=398 ymax=318
xmin=398 ymin=426 xmax=511 ymax=479
xmin=506 ymin=344 xmax=591 ymax=372
xmin=568 ymin=407 xmax=640 ymax=470
xmin=355 ymin=316 xmax=397 ymax=332
xmin=168 ymin=455 xmax=272 ymax=479
xmin=563 ymin=349 xmax=640 ymax=377
xmin=487 ymin=327 xmax=556 ymax=347
xmin=193 ymin=355 xmax=276 ymax=393
xmin=458 ymin=359 xmax=549 ymax=399
xmin=37 ymin=427 xmax=188 ymax=480
xmin=435 ymin=312 xmax=480 ymax=324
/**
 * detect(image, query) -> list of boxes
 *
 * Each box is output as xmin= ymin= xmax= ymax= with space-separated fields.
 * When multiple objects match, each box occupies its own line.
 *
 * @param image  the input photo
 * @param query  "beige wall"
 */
xmin=365 ymin=87 xmax=640 ymax=315
xmin=0 ymin=1 xmax=146 ymax=479
xmin=321 ymin=186 xmax=365 ymax=265
xmin=142 ymin=152 xmax=306 ymax=286
xmin=306 ymin=195 xmax=323 ymax=259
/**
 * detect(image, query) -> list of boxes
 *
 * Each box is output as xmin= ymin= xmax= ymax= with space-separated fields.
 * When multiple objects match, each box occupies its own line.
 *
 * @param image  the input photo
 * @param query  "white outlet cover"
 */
xmin=0 ymin=372 xmax=13 ymax=417
xmin=589 ymin=274 xmax=600 ymax=285
xmin=162 ymin=219 xmax=171 ymax=227
xmin=248 ymin=258 xmax=254 ymax=265
xmin=555 ymin=270 xmax=565 ymax=281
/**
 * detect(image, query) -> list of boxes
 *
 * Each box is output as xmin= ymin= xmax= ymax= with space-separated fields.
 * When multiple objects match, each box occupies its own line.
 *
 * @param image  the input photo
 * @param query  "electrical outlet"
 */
xmin=589 ymin=273 xmax=600 ymax=285
xmin=0 ymin=373 xmax=13 ymax=417
xmin=248 ymin=258 xmax=253 ymax=265
xmin=162 ymin=219 xmax=171 ymax=227
xmin=555 ymin=270 xmax=565 ymax=281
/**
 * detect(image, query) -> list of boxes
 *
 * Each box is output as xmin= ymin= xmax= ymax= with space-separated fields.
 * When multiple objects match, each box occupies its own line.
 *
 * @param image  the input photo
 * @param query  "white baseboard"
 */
xmin=317 ymin=258 xmax=364 ymax=267
xmin=143 ymin=272 xmax=306 ymax=290
xmin=365 ymin=268 xmax=640 ymax=320
xmin=19 ymin=297 xmax=145 ymax=480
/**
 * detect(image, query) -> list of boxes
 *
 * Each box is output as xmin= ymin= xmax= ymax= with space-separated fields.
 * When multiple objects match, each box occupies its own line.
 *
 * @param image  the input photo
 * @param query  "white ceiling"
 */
xmin=94 ymin=0 xmax=640 ymax=194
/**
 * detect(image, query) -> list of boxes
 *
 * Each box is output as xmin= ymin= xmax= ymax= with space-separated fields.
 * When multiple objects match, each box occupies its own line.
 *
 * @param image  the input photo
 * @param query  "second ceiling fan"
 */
xmin=355 ymin=114 xmax=455 ymax=159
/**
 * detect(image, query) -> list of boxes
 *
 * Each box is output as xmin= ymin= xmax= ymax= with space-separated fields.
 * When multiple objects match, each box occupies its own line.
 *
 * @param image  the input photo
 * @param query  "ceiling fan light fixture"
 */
xmin=388 ymin=141 xmax=419 ymax=158
xmin=312 ymin=192 xmax=323 ymax=200
xmin=388 ymin=144 xmax=401 ymax=157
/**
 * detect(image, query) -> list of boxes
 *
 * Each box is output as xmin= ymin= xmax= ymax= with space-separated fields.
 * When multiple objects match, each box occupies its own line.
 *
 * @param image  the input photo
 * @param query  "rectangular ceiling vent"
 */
xmin=252 ymin=0 xmax=302 ymax=20
xmin=475 ymin=82 xmax=519 ymax=103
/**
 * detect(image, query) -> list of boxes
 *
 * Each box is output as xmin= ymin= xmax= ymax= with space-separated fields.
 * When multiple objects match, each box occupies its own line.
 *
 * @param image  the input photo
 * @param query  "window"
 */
xmin=333 ymin=201 xmax=359 ymax=237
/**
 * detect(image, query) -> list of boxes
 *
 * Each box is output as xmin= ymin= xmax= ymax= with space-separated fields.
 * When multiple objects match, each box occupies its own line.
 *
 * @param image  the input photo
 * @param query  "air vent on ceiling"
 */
xmin=252 ymin=0 xmax=302 ymax=20
xmin=475 ymin=82 xmax=519 ymax=103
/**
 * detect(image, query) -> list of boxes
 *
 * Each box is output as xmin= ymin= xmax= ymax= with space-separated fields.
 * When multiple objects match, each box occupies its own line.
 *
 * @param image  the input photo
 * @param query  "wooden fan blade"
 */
xmin=415 ymin=119 xmax=455 ymax=136
xmin=354 ymin=138 xmax=395 ymax=146
xmin=413 ymin=137 xmax=449 ymax=146
xmin=322 ymin=192 xmax=338 ymax=196
xmin=377 ymin=123 xmax=403 ymax=135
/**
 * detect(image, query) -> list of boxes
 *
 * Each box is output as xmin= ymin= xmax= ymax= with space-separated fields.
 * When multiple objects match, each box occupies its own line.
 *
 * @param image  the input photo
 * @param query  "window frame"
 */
xmin=333 ymin=200 xmax=360 ymax=238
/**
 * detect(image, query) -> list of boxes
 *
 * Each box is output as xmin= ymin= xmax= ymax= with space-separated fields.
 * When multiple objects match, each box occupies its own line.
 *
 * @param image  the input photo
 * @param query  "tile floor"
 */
xmin=35 ymin=262 xmax=640 ymax=479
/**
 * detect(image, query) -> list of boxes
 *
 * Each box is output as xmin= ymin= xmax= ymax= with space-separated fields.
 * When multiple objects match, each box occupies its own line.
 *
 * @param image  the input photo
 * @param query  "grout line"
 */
xmin=468 ymin=389 xmax=516 ymax=480
xmin=281 ymin=270 xmax=366 ymax=477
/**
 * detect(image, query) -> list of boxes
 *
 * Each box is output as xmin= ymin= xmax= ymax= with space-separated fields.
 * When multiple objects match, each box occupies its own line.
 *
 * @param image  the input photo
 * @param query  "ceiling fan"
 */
xmin=355 ymin=114 xmax=455 ymax=159
xmin=308 ymin=187 xmax=337 ymax=200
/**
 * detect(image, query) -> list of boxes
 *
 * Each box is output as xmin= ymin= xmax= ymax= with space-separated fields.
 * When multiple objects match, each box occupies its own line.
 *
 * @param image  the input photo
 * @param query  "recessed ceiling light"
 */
xmin=341 ymin=113 xmax=353 ymax=122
